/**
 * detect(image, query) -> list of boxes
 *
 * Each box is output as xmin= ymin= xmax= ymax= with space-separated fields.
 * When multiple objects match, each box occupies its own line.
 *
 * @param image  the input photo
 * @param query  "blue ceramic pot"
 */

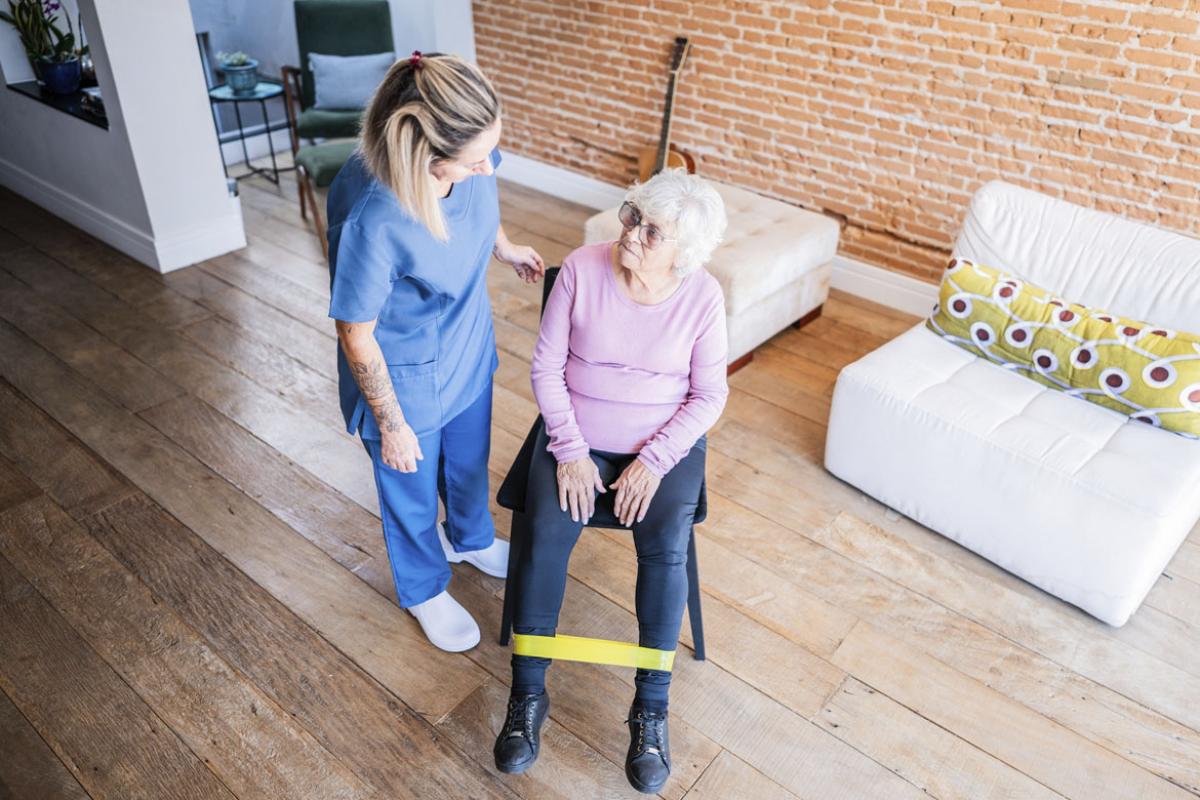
xmin=39 ymin=56 xmax=81 ymax=95
xmin=223 ymin=60 xmax=259 ymax=95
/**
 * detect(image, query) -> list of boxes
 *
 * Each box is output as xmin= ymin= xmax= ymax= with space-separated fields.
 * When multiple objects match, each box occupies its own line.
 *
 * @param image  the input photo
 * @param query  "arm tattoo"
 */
xmin=351 ymin=360 xmax=391 ymax=399
xmin=350 ymin=358 xmax=407 ymax=433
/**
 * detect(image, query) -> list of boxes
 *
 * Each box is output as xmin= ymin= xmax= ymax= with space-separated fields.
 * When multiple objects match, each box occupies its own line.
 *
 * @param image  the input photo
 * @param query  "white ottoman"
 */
xmin=584 ymin=180 xmax=840 ymax=369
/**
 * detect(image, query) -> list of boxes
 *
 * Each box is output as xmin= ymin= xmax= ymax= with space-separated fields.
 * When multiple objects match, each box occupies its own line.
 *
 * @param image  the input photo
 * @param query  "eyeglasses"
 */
xmin=618 ymin=202 xmax=677 ymax=250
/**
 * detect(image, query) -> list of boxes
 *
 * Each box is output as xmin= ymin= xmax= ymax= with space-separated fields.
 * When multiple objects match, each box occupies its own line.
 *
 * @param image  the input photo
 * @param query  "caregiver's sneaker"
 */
xmin=407 ymin=590 xmax=480 ymax=652
xmin=438 ymin=522 xmax=509 ymax=578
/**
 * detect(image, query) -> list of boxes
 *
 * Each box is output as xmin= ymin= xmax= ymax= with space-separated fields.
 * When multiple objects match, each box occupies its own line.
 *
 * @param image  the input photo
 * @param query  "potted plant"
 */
xmin=217 ymin=50 xmax=259 ymax=95
xmin=0 ymin=0 xmax=82 ymax=94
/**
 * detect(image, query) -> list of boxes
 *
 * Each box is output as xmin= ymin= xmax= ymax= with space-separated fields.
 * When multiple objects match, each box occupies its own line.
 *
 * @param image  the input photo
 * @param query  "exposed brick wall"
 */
xmin=473 ymin=0 xmax=1200 ymax=283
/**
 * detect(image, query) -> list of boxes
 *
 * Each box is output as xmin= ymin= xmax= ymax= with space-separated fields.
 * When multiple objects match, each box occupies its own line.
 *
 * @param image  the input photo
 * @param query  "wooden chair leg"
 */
xmin=312 ymin=190 xmax=329 ymax=260
xmin=297 ymin=170 xmax=328 ymax=259
xmin=297 ymin=168 xmax=308 ymax=219
xmin=686 ymin=527 xmax=705 ymax=661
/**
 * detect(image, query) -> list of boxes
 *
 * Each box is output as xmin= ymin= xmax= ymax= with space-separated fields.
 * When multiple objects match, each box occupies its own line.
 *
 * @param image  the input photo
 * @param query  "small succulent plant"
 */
xmin=217 ymin=50 xmax=253 ymax=67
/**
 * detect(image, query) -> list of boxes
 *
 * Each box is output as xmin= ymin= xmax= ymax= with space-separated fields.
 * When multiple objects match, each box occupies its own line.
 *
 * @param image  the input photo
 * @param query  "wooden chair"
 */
xmin=281 ymin=0 xmax=393 ymax=256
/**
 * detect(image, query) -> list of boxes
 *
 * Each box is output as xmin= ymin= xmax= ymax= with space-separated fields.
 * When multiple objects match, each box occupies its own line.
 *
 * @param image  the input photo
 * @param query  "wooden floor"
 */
xmin=1 ymin=160 xmax=1199 ymax=800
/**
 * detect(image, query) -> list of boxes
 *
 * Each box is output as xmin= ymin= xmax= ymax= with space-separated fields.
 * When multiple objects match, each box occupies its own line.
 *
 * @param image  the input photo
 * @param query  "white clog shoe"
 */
xmin=438 ymin=521 xmax=509 ymax=579
xmin=407 ymin=590 xmax=480 ymax=652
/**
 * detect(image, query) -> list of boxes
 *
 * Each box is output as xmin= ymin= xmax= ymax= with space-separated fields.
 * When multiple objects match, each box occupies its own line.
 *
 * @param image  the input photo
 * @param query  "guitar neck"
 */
xmin=654 ymin=74 xmax=678 ymax=174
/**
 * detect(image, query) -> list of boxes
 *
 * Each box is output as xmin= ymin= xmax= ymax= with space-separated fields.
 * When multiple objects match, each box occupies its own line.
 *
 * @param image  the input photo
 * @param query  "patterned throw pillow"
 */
xmin=926 ymin=258 xmax=1200 ymax=437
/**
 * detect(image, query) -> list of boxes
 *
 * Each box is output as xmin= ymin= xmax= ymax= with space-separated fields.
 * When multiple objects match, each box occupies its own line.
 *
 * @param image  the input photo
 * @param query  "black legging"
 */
xmin=511 ymin=435 xmax=705 ymax=710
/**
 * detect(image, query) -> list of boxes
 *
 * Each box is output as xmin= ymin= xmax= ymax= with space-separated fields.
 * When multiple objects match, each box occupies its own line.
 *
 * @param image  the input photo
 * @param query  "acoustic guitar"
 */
xmin=637 ymin=36 xmax=697 ymax=182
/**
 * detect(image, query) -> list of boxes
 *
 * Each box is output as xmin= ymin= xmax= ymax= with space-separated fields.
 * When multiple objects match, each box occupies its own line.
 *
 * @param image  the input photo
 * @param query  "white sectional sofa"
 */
xmin=825 ymin=180 xmax=1200 ymax=626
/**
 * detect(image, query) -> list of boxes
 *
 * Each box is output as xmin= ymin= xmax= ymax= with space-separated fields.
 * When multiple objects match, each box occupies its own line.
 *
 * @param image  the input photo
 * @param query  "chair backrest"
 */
xmin=293 ymin=0 xmax=394 ymax=110
xmin=540 ymin=265 xmax=560 ymax=317
xmin=952 ymin=180 xmax=1200 ymax=333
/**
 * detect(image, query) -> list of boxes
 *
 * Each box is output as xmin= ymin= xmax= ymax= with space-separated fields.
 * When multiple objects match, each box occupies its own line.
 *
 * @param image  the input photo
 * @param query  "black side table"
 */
xmin=208 ymin=80 xmax=294 ymax=184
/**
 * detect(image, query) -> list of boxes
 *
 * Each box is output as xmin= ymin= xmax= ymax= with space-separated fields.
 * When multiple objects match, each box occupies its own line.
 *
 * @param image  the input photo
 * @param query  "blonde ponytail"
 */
xmin=360 ymin=53 xmax=500 ymax=241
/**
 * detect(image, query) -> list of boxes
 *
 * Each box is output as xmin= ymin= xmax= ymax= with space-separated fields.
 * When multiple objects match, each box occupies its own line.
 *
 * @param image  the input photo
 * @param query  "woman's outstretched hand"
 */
xmin=494 ymin=238 xmax=546 ymax=284
xmin=556 ymin=456 xmax=606 ymax=523
xmin=610 ymin=459 xmax=662 ymax=527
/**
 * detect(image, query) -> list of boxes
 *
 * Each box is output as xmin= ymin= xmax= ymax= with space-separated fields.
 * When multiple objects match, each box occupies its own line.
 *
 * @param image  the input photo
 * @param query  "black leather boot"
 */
xmin=625 ymin=703 xmax=670 ymax=793
xmin=493 ymin=690 xmax=550 ymax=774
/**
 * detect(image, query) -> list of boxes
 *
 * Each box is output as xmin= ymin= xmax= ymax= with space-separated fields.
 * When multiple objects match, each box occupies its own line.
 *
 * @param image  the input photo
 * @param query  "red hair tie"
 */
xmin=410 ymin=50 xmax=423 ymax=70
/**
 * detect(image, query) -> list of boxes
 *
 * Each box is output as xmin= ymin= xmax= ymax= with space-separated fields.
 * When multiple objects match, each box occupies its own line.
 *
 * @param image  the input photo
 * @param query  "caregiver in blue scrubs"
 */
xmin=325 ymin=51 xmax=544 ymax=652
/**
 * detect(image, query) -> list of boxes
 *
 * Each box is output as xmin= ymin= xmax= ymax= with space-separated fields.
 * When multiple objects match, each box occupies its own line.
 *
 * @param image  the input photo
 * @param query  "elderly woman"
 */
xmin=493 ymin=169 xmax=728 ymax=793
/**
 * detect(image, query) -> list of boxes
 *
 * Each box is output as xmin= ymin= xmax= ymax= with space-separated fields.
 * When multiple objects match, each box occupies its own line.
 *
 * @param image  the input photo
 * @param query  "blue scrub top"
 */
xmin=326 ymin=147 xmax=502 ymax=439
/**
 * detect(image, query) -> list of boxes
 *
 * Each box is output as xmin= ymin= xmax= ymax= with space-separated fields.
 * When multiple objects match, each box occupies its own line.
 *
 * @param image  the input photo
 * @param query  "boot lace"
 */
xmin=629 ymin=708 xmax=667 ymax=756
xmin=503 ymin=694 xmax=538 ymax=740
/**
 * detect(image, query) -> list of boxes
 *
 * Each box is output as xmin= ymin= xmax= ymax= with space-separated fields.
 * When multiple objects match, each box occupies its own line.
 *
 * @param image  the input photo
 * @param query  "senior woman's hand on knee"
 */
xmin=556 ymin=457 xmax=606 ymax=523
xmin=611 ymin=460 xmax=662 ymax=526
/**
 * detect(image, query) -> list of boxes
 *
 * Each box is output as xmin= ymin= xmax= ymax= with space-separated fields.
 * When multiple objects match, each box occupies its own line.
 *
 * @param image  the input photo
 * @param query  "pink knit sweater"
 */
xmin=530 ymin=241 xmax=729 ymax=477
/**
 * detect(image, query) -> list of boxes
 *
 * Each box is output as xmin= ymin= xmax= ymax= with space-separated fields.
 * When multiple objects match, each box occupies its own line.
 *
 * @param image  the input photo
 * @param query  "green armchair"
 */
xmin=282 ymin=0 xmax=394 ymax=256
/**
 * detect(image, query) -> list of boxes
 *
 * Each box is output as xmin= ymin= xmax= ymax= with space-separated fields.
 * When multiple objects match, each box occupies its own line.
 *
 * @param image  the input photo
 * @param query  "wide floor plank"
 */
xmin=0 ymin=496 xmax=379 ymax=800
xmin=0 ymin=550 xmax=237 ymax=800
xmin=0 ymin=689 xmax=91 ymax=800
xmin=832 ymin=622 xmax=1191 ymax=800
xmin=683 ymin=750 xmax=801 ymax=800
xmin=816 ymin=677 xmax=1066 ymax=800
xmin=0 ymin=380 xmax=135 ymax=519
xmin=83 ymin=493 xmax=516 ymax=800
xmin=0 ymin=319 xmax=489 ymax=723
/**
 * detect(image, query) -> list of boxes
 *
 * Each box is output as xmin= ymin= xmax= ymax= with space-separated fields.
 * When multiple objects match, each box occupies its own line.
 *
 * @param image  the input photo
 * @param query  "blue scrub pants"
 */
xmin=363 ymin=382 xmax=495 ymax=607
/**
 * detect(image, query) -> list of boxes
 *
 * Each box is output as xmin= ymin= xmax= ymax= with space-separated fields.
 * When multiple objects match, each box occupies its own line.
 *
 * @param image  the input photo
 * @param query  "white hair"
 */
xmin=623 ymin=169 xmax=727 ymax=275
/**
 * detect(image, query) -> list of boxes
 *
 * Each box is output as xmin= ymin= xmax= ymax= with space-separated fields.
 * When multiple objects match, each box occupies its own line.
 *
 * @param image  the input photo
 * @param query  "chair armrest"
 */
xmin=281 ymin=65 xmax=304 ymax=154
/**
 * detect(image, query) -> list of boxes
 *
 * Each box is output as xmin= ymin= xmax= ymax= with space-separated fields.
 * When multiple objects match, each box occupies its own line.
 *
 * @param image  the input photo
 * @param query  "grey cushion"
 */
xmin=309 ymin=51 xmax=393 ymax=110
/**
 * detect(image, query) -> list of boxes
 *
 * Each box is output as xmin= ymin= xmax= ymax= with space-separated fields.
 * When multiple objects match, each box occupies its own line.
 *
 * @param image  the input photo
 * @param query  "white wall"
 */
xmin=390 ymin=0 xmax=476 ymax=62
xmin=431 ymin=0 xmax=476 ymax=63
xmin=0 ymin=0 xmax=153 ymax=242
xmin=189 ymin=0 xmax=298 ymax=81
xmin=386 ymin=0 xmax=475 ymax=59
xmin=101 ymin=0 xmax=245 ymax=269
xmin=189 ymin=0 xmax=295 ymax=154
xmin=187 ymin=0 xmax=478 ymax=170
xmin=0 ymin=0 xmax=244 ymax=272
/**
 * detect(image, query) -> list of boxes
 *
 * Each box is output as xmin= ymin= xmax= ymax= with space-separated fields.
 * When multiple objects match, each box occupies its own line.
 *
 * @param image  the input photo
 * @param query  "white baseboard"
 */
xmin=0 ymin=153 xmax=161 ymax=265
xmin=498 ymin=153 xmax=940 ymax=316
xmin=153 ymin=198 xmax=247 ymax=273
xmin=498 ymin=152 xmax=626 ymax=210
xmin=831 ymin=254 xmax=939 ymax=317
xmin=0 ymin=153 xmax=246 ymax=274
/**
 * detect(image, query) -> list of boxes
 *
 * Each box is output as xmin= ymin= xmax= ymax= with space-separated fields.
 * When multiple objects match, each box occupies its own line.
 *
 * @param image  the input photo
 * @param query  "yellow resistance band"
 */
xmin=512 ymin=633 xmax=676 ymax=672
